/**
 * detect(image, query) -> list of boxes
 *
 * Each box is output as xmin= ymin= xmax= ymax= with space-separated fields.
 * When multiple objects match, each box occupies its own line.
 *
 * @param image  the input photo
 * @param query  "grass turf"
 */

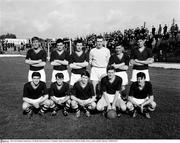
xmin=0 ymin=57 xmax=180 ymax=139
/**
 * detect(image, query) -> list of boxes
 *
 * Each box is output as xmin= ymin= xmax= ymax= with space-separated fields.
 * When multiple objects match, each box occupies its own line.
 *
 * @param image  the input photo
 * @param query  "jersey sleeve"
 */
xmin=85 ymin=52 xmax=89 ymax=62
xmin=129 ymin=82 xmax=135 ymax=97
xmin=69 ymin=53 xmax=74 ymax=64
xmin=147 ymin=82 xmax=153 ymax=96
xmin=89 ymin=83 xmax=95 ymax=97
xmin=108 ymin=55 xmax=114 ymax=66
xmin=130 ymin=49 xmax=135 ymax=60
xmin=124 ymin=54 xmax=130 ymax=66
xmin=65 ymin=83 xmax=70 ymax=96
xmin=42 ymin=83 xmax=48 ymax=95
xmin=41 ymin=50 xmax=47 ymax=62
xmin=71 ymin=82 xmax=78 ymax=96
xmin=147 ymin=48 xmax=153 ymax=58
xmin=25 ymin=50 xmax=31 ymax=60
xmin=65 ymin=52 xmax=70 ymax=62
xmin=50 ymin=51 xmax=55 ymax=62
xmin=23 ymin=84 xmax=29 ymax=98
xmin=49 ymin=83 xmax=55 ymax=97
xmin=116 ymin=77 xmax=122 ymax=91
xmin=100 ymin=77 xmax=107 ymax=93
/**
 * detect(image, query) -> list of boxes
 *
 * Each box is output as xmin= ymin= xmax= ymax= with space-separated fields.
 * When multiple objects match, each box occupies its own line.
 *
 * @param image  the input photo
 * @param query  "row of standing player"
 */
xmin=23 ymin=36 xmax=156 ymax=119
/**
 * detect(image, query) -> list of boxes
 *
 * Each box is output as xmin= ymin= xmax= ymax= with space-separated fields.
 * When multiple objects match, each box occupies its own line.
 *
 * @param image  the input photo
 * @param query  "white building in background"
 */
xmin=4 ymin=38 xmax=29 ymax=45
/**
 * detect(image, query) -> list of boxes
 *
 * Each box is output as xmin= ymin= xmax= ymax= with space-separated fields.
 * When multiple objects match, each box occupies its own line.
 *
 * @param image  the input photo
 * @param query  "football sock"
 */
xmin=40 ymin=105 xmax=48 ymax=113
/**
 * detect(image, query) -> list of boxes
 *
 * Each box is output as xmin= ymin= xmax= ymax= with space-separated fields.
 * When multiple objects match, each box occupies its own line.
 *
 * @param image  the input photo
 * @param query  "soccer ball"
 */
xmin=106 ymin=109 xmax=117 ymax=119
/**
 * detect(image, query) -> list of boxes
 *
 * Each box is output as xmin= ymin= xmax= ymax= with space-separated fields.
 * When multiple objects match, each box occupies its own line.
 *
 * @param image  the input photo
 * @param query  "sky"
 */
xmin=0 ymin=0 xmax=180 ymax=39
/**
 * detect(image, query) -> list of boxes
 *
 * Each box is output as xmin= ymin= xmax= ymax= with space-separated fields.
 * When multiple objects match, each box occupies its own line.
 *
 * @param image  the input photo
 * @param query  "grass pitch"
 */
xmin=0 ymin=57 xmax=180 ymax=139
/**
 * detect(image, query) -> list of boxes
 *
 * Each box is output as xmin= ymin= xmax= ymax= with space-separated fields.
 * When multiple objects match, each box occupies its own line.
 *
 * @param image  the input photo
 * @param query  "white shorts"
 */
xmin=115 ymin=71 xmax=128 ymax=85
xmin=26 ymin=96 xmax=44 ymax=104
xmin=101 ymin=93 xmax=121 ymax=104
xmin=90 ymin=67 xmax=107 ymax=81
xmin=51 ymin=70 xmax=69 ymax=83
xmin=28 ymin=69 xmax=46 ymax=82
xmin=131 ymin=97 xmax=149 ymax=105
xmin=131 ymin=69 xmax=150 ymax=82
xmin=70 ymin=73 xmax=81 ymax=86
xmin=53 ymin=96 xmax=66 ymax=101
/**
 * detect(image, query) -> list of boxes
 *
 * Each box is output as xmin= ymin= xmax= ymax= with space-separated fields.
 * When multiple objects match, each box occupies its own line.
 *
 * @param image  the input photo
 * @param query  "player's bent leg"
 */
xmin=39 ymin=99 xmax=51 ymax=116
xmin=148 ymin=101 xmax=156 ymax=111
xmin=116 ymin=98 xmax=126 ymax=112
xmin=126 ymin=101 xmax=134 ymax=111
xmin=22 ymin=102 xmax=31 ymax=111
xmin=87 ymin=102 xmax=96 ymax=110
xmin=96 ymin=96 xmax=107 ymax=111
xmin=62 ymin=99 xmax=71 ymax=116
xmin=49 ymin=100 xmax=58 ymax=116
xmin=71 ymin=100 xmax=80 ymax=117
xmin=22 ymin=102 xmax=34 ymax=118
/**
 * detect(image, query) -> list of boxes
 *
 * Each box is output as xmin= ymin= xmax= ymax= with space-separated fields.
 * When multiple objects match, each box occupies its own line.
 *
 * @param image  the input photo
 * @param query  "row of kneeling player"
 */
xmin=22 ymin=66 xmax=156 ymax=119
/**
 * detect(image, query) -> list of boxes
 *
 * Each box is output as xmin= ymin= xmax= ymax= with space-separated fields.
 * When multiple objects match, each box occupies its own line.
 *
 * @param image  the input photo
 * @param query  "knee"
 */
xmin=149 ymin=101 xmax=156 ymax=111
xmin=96 ymin=102 xmax=104 ymax=111
xmin=22 ymin=102 xmax=30 ymax=110
xmin=120 ymin=104 xmax=127 ymax=112
xmin=43 ymin=99 xmax=51 ymax=107
xmin=71 ymin=100 xmax=78 ymax=109
xmin=126 ymin=102 xmax=134 ymax=111
xmin=88 ymin=102 xmax=96 ymax=110
xmin=66 ymin=99 xmax=71 ymax=106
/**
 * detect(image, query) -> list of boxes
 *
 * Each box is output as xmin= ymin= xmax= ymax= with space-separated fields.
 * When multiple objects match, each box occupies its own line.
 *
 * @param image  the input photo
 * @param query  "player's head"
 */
xmin=96 ymin=35 xmax=104 ymax=49
xmin=31 ymin=37 xmax=40 ymax=49
xmin=75 ymin=39 xmax=83 ymax=52
xmin=81 ymin=71 xmax=90 ymax=84
xmin=115 ymin=45 xmax=124 ymax=54
xmin=56 ymin=38 xmax=64 ymax=51
xmin=55 ymin=73 xmax=64 ymax=85
xmin=137 ymin=72 xmax=146 ymax=85
xmin=32 ymin=72 xmax=41 ymax=85
xmin=137 ymin=36 xmax=146 ymax=48
xmin=107 ymin=65 xmax=115 ymax=80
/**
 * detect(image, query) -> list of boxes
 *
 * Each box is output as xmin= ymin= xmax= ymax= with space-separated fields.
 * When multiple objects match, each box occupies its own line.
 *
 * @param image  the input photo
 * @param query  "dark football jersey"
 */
xmin=108 ymin=53 xmax=129 ymax=72
xmin=130 ymin=48 xmax=153 ymax=70
xmin=23 ymin=81 xmax=48 ymax=99
xmin=25 ymin=49 xmax=47 ymax=71
xmin=50 ymin=50 xmax=69 ymax=71
xmin=129 ymin=81 xmax=153 ymax=99
xmin=49 ymin=82 xmax=70 ymax=98
xmin=72 ymin=81 xmax=95 ymax=100
xmin=101 ymin=75 xmax=122 ymax=94
xmin=69 ymin=51 xmax=89 ymax=74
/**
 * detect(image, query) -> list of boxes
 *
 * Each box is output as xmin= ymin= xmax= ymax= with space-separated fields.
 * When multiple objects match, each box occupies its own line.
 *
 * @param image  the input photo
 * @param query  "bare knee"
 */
xmin=71 ymin=100 xmax=78 ymax=109
xmin=126 ymin=102 xmax=134 ymax=111
xmin=96 ymin=102 xmax=104 ymax=111
xmin=88 ymin=102 xmax=96 ymax=110
xmin=43 ymin=99 xmax=51 ymax=107
xmin=22 ymin=102 xmax=31 ymax=110
xmin=149 ymin=101 xmax=156 ymax=111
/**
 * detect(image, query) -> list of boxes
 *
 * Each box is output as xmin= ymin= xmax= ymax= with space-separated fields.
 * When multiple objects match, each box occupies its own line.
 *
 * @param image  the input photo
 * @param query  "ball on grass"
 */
xmin=106 ymin=109 xmax=117 ymax=119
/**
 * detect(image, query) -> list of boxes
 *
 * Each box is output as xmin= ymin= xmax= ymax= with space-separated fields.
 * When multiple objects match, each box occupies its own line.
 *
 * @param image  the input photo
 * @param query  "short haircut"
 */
xmin=81 ymin=71 xmax=90 ymax=78
xmin=56 ymin=38 xmax=64 ymax=45
xmin=137 ymin=72 xmax=146 ymax=79
xmin=31 ymin=37 xmax=40 ymax=42
xmin=96 ymin=35 xmax=103 ymax=40
xmin=55 ymin=73 xmax=64 ymax=79
xmin=75 ymin=39 xmax=83 ymax=45
xmin=32 ymin=72 xmax=41 ymax=78
xmin=107 ymin=65 xmax=115 ymax=72
xmin=137 ymin=35 xmax=146 ymax=41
